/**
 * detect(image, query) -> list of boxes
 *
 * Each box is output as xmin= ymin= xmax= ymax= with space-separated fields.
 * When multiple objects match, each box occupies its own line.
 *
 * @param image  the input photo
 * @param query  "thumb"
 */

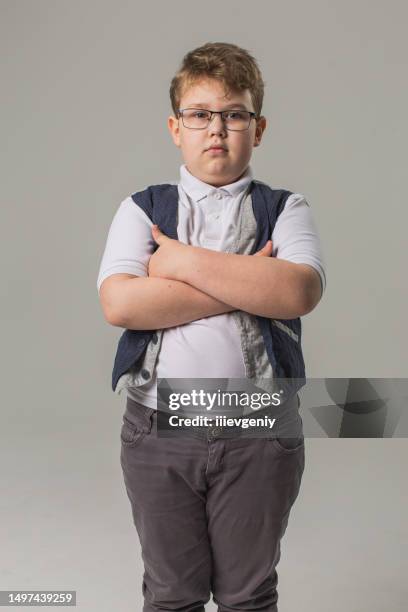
xmin=254 ymin=240 xmax=273 ymax=256
xmin=151 ymin=224 xmax=166 ymax=245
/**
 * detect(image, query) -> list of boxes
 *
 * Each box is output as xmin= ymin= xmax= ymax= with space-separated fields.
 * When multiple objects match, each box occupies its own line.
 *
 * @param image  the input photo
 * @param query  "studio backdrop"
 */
xmin=1 ymin=1 xmax=407 ymax=611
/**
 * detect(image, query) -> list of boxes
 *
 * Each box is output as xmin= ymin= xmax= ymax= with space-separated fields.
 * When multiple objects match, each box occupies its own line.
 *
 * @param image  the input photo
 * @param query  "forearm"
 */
xmin=178 ymin=247 xmax=315 ymax=319
xmin=112 ymin=276 xmax=235 ymax=330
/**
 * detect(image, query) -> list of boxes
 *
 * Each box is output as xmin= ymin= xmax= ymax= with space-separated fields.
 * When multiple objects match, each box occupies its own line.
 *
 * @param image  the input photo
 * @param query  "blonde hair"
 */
xmin=169 ymin=42 xmax=265 ymax=118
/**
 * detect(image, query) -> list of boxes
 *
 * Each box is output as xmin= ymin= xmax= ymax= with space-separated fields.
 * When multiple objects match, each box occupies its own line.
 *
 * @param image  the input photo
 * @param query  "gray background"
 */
xmin=1 ymin=0 xmax=407 ymax=610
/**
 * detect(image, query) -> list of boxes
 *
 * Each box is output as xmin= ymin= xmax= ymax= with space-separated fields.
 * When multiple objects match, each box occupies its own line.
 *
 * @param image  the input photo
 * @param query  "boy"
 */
xmin=97 ymin=42 xmax=326 ymax=611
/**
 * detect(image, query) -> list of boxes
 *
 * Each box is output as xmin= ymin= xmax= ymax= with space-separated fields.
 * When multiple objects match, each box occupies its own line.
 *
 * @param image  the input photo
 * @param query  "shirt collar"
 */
xmin=179 ymin=163 xmax=253 ymax=202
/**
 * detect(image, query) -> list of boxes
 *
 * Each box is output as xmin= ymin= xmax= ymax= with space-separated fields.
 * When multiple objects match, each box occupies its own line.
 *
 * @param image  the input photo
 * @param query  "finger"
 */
xmin=254 ymin=240 xmax=273 ymax=256
xmin=151 ymin=224 xmax=164 ymax=244
xmin=254 ymin=242 xmax=272 ymax=256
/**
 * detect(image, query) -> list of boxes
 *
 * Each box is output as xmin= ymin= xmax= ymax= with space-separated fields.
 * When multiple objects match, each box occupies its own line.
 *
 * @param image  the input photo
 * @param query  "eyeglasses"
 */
xmin=177 ymin=108 xmax=257 ymax=131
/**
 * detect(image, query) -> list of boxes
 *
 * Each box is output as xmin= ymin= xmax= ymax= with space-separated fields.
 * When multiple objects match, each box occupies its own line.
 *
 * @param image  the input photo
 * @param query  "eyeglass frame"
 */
xmin=177 ymin=108 xmax=258 ymax=131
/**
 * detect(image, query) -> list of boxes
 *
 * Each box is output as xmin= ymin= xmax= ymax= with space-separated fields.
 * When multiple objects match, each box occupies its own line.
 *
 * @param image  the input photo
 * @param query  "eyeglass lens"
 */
xmin=181 ymin=109 xmax=252 ymax=130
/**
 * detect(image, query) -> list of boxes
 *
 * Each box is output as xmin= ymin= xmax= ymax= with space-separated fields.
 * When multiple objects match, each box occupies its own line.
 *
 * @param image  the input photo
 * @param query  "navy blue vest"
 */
xmin=111 ymin=180 xmax=306 ymax=395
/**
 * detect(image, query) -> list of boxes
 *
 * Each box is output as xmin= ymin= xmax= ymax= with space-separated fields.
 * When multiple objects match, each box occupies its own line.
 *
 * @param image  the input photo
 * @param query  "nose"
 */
xmin=208 ymin=113 xmax=227 ymax=136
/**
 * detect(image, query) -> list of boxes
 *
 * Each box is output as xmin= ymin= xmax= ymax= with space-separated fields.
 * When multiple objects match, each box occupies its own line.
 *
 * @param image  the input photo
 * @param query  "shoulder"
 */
xmin=251 ymin=179 xmax=294 ymax=198
xmin=110 ymin=195 xmax=151 ymax=227
xmin=283 ymin=192 xmax=311 ymax=209
xmin=253 ymin=182 xmax=311 ymax=208
xmin=131 ymin=180 xmax=178 ymax=198
xmin=129 ymin=181 xmax=178 ymax=209
xmin=250 ymin=180 xmax=298 ymax=216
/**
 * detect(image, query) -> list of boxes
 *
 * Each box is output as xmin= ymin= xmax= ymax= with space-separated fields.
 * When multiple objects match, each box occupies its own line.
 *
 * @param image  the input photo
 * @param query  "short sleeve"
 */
xmin=271 ymin=193 xmax=327 ymax=296
xmin=96 ymin=196 xmax=155 ymax=294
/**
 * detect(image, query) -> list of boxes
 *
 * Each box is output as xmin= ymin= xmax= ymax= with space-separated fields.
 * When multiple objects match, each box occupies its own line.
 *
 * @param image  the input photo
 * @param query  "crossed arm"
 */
xmin=99 ymin=226 xmax=322 ymax=330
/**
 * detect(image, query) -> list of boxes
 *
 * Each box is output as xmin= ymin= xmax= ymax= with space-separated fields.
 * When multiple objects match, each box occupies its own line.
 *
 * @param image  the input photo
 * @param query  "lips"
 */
xmin=206 ymin=144 xmax=227 ymax=151
xmin=206 ymin=146 xmax=228 ymax=152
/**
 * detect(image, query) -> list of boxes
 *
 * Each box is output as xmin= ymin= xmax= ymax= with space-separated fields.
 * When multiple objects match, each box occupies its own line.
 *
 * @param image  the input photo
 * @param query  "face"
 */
xmin=168 ymin=78 xmax=267 ymax=187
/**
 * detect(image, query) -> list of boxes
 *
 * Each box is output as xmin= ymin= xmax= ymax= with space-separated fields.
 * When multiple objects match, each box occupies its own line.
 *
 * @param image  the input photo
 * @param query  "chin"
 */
xmin=205 ymin=168 xmax=231 ymax=183
xmin=206 ymin=161 xmax=233 ymax=175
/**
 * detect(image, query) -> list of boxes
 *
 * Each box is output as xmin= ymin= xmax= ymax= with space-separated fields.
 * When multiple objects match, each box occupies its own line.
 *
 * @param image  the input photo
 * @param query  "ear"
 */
xmin=253 ymin=116 xmax=267 ymax=147
xmin=168 ymin=115 xmax=181 ymax=148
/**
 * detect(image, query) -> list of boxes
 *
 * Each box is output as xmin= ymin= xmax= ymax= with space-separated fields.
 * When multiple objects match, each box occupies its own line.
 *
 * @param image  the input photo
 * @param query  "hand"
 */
xmin=148 ymin=225 xmax=189 ymax=280
xmin=148 ymin=224 xmax=274 ymax=281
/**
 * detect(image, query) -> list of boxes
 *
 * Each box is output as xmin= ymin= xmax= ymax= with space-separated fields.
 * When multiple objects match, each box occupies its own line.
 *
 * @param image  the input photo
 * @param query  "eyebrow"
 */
xmin=186 ymin=103 xmax=250 ymax=110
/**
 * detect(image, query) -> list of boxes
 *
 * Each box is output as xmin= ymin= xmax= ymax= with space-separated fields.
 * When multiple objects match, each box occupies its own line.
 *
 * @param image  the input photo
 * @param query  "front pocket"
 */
xmin=270 ymin=436 xmax=304 ymax=454
xmin=120 ymin=418 xmax=148 ymax=447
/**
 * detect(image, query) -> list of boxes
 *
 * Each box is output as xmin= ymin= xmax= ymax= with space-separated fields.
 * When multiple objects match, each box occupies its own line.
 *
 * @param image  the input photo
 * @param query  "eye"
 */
xmin=225 ymin=111 xmax=245 ymax=120
xmin=193 ymin=111 xmax=209 ymax=119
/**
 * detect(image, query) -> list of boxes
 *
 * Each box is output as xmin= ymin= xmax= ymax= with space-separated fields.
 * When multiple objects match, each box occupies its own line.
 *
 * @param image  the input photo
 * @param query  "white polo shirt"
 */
xmin=97 ymin=164 xmax=327 ymax=408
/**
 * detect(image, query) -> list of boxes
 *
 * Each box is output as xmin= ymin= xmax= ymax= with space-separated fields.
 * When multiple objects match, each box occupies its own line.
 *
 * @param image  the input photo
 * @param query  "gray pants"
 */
xmin=120 ymin=397 xmax=305 ymax=611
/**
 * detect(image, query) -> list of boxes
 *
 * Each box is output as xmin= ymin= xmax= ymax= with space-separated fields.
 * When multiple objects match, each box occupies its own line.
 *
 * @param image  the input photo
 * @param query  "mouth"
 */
xmin=205 ymin=146 xmax=228 ymax=154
